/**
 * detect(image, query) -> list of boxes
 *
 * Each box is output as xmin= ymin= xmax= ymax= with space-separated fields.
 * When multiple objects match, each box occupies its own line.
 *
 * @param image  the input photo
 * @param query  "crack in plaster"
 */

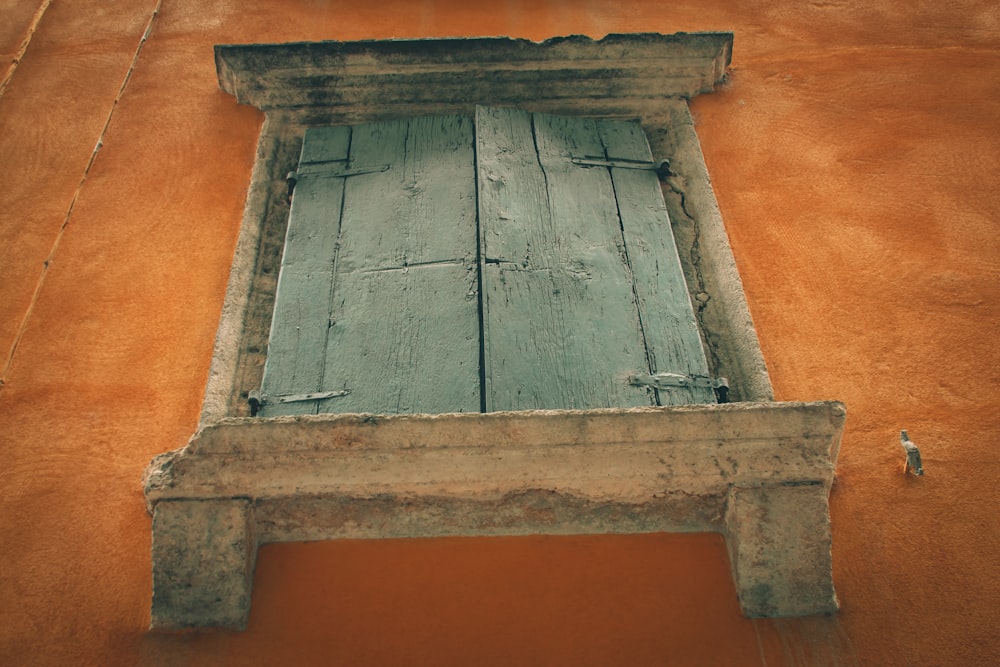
xmin=0 ymin=0 xmax=162 ymax=387
xmin=663 ymin=167 xmax=725 ymax=379
xmin=0 ymin=0 xmax=52 ymax=101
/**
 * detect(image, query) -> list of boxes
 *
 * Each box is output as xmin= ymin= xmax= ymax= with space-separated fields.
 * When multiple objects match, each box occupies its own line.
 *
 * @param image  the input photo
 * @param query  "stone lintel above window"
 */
xmin=215 ymin=32 xmax=733 ymax=123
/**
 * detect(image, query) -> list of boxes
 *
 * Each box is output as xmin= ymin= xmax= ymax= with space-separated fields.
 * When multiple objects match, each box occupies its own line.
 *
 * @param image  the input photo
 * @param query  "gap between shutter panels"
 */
xmin=257 ymin=108 xmax=715 ymax=416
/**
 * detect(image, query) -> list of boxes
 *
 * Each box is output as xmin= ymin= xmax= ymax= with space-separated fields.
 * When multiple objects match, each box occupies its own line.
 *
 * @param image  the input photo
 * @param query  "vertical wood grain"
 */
xmin=263 ymin=110 xmax=713 ymax=416
xmin=477 ymin=106 xmax=653 ymax=410
xmin=598 ymin=120 xmax=715 ymax=405
xmin=259 ymin=126 xmax=350 ymax=416
xmin=321 ymin=115 xmax=480 ymax=414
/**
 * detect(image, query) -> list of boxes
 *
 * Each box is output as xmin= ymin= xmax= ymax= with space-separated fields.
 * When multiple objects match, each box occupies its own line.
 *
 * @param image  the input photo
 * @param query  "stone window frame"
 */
xmin=143 ymin=33 xmax=844 ymax=630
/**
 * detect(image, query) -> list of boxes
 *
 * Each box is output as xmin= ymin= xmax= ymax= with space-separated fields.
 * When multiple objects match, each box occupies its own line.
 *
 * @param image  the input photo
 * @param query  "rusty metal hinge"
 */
xmin=295 ymin=164 xmax=391 ymax=180
xmin=248 ymin=388 xmax=350 ymax=416
xmin=286 ymin=164 xmax=391 ymax=200
xmin=571 ymin=155 xmax=671 ymax=179
xmin=629 ymin=372 xmax=729 ymax=402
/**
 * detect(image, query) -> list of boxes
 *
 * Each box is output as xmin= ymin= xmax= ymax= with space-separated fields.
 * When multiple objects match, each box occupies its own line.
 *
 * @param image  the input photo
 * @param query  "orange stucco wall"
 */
xmin=2 ymin=1 xmax=998 ymax=665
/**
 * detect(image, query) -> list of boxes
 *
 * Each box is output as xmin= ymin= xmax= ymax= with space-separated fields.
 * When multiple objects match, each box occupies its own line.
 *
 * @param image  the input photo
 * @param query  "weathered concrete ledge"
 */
xmin=216 ymin=33 xmax=732 ymax=118
xmin=145 ymin=401 xmax=844 ymax=628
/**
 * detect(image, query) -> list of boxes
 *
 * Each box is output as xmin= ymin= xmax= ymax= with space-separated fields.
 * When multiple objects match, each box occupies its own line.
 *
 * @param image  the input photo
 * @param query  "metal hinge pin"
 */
xmin=629 ymin=372 xmax=729 ymax=403
xmin=248 ymin=388 xmax=350 ymax=416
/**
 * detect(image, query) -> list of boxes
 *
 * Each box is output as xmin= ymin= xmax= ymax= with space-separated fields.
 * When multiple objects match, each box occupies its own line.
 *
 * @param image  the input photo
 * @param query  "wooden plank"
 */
xmin=337 ymin=115 xmax=477 ymax=271
xmin=476 ymin=106 xmax=653 ymax=410
xmin=259 ymin=126 xmax=351 ymax=416
xmin=474 ymin=106 xmax=547 ymax=411
xmin=320 ymin=114 xmax=480 ymax=414
xmin=318 ymin=264 xmax=480 ymax=414
xmin=298 ymin=125 xmax=352 ymax=166
xmin=474 ymin=106 xmax=555 ymax=267
xmin=598 ymin=120 xmax=715 ymax=404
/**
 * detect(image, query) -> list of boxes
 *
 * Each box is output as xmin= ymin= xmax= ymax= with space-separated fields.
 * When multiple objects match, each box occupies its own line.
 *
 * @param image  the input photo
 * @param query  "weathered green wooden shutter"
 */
xmin=257 ymin=108 xmax=714 ymax=416
xmin=476 ymin=106 xmax=714 ymax=408
xmin=258 ymin=116 xmax=481 ymax=416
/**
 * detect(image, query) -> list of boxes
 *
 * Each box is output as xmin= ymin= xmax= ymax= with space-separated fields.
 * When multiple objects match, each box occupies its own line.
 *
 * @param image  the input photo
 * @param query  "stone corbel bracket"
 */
xmin=145 ymin=402 xmax=844 ymax=629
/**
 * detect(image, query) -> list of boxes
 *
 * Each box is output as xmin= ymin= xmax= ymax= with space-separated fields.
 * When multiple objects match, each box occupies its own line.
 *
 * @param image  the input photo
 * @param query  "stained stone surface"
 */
xmin=146 ymin=401 xmax=845 ymax=627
